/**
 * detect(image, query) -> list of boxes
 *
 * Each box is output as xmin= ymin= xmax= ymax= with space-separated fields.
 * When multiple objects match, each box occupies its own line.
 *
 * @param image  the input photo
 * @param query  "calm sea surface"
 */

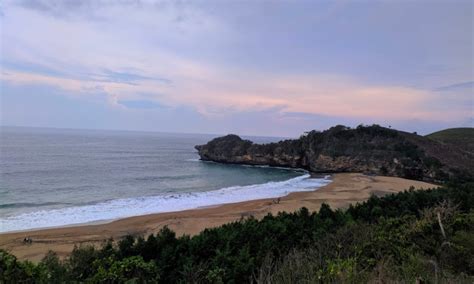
xmin=0 ymin=127 xmax=330 ymax=232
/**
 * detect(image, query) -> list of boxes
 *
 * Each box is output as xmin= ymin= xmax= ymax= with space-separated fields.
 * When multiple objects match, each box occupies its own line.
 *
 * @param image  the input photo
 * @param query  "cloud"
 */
xmin=435 ymin=81 xmax=474 ymax=92
xmin=13 ymin=0 xmax=147 ymax=21
xmin=118 ymin=100 xmax=165 ymax=109
xmin=95 ymin=70 xmax=171 ymax=85
xmin=165 ymin=70 xmax=467 ymax=122
xmin=3 ymin=64 xmax=467 ymax=123
xmin=1 ymin=0 xmax=472 ymax=136
xmin=2 ymin=79 xmax=471 ymax=137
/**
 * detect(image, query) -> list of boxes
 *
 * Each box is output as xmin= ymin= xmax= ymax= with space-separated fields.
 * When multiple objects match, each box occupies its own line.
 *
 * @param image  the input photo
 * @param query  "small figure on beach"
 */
xmin=272 ymin=197 xmax=281 ymax=204
xmin=23 ymin=237 xmax=33 ymax=244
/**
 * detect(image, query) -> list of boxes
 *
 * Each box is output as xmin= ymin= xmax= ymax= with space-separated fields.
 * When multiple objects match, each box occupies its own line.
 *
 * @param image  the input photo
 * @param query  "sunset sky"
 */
xmin=1 ymin=0 xmax=472 ymax=137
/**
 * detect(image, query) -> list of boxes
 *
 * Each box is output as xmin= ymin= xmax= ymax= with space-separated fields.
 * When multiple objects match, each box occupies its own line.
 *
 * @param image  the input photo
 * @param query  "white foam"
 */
xmin=0 ymin=174 xmax=331 ymax=233
xmin=240 ymin=164 xmax=308 ymax=172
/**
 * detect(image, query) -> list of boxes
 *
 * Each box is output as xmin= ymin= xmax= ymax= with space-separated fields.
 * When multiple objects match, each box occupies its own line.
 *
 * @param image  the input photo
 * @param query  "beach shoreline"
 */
xmin=0 ymin=173 xmax=438 ymax=262
xmin=0 ymin=172 xmax=328 ymax=233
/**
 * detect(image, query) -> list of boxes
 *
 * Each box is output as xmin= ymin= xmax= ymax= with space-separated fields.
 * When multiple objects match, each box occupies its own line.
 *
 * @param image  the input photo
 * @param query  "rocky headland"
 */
xmin=195 ymin=125 xmax=473 ymax=182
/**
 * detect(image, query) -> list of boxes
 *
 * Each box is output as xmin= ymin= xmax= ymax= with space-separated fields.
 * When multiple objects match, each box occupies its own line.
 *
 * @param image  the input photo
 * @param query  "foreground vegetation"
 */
xmin=1 ymin=181 xmax=473 ymax=283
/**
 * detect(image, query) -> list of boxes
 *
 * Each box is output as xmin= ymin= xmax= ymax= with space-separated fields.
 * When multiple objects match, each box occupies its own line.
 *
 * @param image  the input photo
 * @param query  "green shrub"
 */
xmin=92 ymin=256 xmax=159 ymax=283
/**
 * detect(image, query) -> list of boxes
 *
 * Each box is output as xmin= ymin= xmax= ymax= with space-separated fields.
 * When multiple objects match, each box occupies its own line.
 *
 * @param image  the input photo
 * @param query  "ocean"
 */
xmin=0 ymin=127 xmax=331 ymax=233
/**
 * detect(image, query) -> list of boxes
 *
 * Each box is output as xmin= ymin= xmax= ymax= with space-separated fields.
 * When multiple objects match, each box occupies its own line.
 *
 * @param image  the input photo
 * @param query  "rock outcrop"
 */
xmin=195 ymin=125 xmax=473 ymax=182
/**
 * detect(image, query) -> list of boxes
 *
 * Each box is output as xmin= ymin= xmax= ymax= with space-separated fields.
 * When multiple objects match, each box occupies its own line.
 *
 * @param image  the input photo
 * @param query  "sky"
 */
xmin=0 ymin=0 xmax=472 ymax=137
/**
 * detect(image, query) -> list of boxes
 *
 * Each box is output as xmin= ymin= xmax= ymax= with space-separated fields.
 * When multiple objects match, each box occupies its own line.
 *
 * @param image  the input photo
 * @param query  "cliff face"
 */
xmin=195 ymin=125 xmax=473 ymax=182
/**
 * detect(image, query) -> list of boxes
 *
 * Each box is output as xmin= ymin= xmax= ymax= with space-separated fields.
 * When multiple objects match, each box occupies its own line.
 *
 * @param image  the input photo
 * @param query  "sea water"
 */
xmin=0 ymin=127 xmax=331 ymax=232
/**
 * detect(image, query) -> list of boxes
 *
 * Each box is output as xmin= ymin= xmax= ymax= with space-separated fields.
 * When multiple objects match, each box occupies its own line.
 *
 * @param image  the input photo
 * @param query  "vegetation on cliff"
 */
xmin=2 ymin=181 xmax=473 ymax=283
xmin=196 ymin=125 xmax=473 ymax=182
xmin=427 ymin=127 xmax=474 ymax=154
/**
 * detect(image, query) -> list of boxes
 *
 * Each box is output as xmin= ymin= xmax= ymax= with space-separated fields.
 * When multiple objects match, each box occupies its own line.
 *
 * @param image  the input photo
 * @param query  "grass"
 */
xmin=426 ymin=128 xmax=474 ymax=153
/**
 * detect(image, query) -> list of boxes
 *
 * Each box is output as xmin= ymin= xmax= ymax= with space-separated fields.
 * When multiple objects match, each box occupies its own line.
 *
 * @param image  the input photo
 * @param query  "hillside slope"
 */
xmin=195 ymin=125 xmax=473 ymax=182
xmin=426 ymin=128 xmax=474 ymax=154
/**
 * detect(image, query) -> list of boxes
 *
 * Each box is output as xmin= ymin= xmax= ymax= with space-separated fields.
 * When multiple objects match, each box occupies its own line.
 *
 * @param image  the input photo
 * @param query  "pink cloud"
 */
xmin=2 ymin=65 xmax=469 ymax=123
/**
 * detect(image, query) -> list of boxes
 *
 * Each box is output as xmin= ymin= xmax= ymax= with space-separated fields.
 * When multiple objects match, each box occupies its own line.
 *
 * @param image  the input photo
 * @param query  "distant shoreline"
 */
xmin=0 ymin=173 xmax=438 ymax=262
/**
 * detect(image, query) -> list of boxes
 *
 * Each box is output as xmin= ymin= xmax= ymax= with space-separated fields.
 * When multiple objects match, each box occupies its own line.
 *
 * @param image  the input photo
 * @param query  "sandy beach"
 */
xmin=0 ymin=173 xmax=438 ymax=262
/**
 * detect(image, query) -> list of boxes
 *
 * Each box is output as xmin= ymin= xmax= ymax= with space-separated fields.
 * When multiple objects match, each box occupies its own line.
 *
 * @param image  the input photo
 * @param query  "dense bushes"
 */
xmin=1 ymin=182 xmax=473 ymax=283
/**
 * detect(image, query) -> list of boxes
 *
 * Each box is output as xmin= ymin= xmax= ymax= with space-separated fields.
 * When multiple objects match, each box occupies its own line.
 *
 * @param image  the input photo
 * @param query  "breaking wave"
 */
xmin=0 ymin=174 xmax=331 ymax=233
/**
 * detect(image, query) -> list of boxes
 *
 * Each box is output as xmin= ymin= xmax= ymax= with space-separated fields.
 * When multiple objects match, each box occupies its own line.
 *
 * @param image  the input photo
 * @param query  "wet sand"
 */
xmin=0 ymin=173 xmax=438 ymax=262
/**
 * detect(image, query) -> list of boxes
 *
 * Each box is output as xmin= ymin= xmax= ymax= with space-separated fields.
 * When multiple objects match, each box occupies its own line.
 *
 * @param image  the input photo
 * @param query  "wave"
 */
xmin=132 ymin=174 xmax=199 ymax=182
xmin=0 ymin=202 xmax=72 ymax=209
xmin=196 ymin=159 xmax=308 ymax=173
xmin=239 ymin=164 xmax=308 ymax=172
xmin=0 ymin=174 xmax=331 ymax=233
